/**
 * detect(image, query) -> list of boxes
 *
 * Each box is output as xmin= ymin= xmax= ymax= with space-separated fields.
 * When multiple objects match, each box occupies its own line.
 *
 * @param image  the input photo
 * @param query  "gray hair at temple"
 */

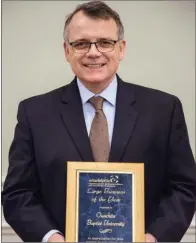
xmin=63 ymin=0 xmax=124 ymax=41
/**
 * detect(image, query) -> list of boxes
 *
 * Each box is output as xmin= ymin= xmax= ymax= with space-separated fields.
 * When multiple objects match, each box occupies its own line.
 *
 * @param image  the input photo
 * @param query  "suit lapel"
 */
xmin=58 ymin=76 xmax=138 ymax=162
xmin=109 ymin=77 xmax=138 ymax=162
xmin=59 ymin=78 xmax=94 ymax=161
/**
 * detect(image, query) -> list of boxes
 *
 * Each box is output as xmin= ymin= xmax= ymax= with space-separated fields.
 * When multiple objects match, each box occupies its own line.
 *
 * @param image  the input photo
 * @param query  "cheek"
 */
xmin=109 ymin=55 xmax=121 ymax=68
xmin=70 ymin=58 xmax=84 ymax=74
xmin=70 ymin=57 xmax=81 ymax=67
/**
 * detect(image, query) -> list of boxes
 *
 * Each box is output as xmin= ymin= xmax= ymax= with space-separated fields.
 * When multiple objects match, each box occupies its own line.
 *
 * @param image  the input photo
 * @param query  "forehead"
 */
xmin=67 ymin=11 xmax=118 ymax=40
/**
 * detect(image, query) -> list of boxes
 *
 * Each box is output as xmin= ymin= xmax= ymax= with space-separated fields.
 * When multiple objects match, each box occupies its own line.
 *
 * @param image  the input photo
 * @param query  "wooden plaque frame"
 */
xmin=65 ymin=162 xmax=144 ymax=242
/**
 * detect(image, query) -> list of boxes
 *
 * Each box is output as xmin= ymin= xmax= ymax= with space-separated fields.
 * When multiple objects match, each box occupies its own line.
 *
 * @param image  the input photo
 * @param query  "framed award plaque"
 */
xmin=65 ymin=162 xmax=144 ymax=242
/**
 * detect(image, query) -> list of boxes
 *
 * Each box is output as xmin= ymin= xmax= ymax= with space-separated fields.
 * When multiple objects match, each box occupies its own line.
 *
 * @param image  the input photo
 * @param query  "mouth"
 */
xmin=83 ymin=63 xmax=106 ymax=69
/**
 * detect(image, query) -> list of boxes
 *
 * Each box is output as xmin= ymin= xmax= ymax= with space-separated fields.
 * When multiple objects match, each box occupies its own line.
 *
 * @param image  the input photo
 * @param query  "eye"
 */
xmin=72 ymin=42 xmax=89 ymax=49
xmin=98 ymin=40 xmax=114 ymax=48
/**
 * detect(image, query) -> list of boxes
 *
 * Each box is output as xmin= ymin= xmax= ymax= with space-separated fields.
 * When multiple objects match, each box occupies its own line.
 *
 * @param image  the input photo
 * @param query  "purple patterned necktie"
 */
xmin=89 ymin=96 xmax=110 ymax=162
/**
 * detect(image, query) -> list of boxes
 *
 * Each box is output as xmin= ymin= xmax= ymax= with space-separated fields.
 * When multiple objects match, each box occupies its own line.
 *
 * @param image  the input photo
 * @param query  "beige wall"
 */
xmin=1 ymin=0 xmax=195 ymax=236
xmin=2 ymin=2 xmax=195 ymax=176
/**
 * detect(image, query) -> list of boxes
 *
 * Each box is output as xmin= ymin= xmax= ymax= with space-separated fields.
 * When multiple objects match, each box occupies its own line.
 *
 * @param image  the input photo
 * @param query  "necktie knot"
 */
xmin=89 ymin=96 xmax=104 ymax=111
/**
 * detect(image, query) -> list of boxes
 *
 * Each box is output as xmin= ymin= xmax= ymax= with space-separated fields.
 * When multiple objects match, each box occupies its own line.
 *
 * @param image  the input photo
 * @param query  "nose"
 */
xmin=86 ymin=43 xmax=101 ymax=57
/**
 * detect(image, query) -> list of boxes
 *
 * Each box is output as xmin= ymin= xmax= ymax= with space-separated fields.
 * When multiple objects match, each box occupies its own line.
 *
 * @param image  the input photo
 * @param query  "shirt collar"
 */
xmin=77 ymin=76 xmax=117 ymax=107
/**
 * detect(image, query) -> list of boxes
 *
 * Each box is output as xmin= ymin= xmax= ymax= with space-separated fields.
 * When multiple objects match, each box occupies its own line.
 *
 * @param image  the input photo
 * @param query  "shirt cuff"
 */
xmin=42 ymin=230 xmax=62 ymax=242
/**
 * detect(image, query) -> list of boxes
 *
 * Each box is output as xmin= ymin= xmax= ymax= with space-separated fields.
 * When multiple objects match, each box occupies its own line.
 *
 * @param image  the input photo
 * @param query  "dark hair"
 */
xmin=63 ymin=0 xmax=124 ymax=41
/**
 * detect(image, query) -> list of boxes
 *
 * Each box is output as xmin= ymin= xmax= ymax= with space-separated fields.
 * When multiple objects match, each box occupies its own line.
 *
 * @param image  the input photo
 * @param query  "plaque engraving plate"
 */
xmin=66 ymin=162 xmax=144 ymax=242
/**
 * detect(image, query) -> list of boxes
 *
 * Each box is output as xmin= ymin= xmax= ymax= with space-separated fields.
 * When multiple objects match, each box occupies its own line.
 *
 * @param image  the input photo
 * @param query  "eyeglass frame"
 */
xmin=68 ymin=39 xmax=120 ymax=54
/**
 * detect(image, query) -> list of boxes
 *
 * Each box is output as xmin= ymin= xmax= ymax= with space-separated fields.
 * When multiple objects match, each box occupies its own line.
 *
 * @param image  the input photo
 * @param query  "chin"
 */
xmin=83 ymin=74 xmax=110 ymax=84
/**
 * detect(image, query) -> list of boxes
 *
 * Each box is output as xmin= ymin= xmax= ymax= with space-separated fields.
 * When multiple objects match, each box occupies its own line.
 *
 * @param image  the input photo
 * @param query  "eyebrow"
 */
xmin=97 ymin=38 xmax=115 ymax=41
xmin=71 ymin=38 xmax=89 ymax=42
xmin=70 ymin=38 xmax=115 ymax=42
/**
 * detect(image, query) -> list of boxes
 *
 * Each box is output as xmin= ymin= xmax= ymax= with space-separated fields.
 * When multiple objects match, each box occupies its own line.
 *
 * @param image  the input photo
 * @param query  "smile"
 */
xmin=84 ymin=64 xmax=105 ymax=69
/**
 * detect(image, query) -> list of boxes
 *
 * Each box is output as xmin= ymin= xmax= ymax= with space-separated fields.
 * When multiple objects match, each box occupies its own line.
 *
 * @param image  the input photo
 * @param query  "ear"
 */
xmin=63 ymin=42 xmax=71 ymax=62
xmin=119 ymin=39 xmax=126 ymax=61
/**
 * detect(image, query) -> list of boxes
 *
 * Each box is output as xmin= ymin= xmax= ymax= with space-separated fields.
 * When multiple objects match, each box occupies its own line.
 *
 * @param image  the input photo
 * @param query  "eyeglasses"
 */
xmin=69 ymin=40 xmax=119 ymax=54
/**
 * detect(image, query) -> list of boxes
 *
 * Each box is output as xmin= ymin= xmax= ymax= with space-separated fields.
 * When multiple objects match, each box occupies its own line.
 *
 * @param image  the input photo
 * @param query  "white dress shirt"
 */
xmin=77 ymin=76 xmax=117 ymax=145
xmin=42 ymin=76 xmax=117 ymax=242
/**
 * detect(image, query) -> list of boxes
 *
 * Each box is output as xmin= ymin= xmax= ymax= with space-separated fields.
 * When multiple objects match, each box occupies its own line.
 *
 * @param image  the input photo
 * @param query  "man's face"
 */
xmin=64 ymin=11 xmax=126 ymax=88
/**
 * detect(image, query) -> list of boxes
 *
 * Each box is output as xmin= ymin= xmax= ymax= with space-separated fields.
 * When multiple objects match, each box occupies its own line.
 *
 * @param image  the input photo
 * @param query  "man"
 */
xmin=2 ymin=1 xmax=196 ymax=242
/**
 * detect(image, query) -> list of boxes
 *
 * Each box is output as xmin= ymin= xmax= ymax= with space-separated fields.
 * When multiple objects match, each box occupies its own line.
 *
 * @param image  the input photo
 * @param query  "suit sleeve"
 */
xmin=146 ymin=97 xmax=196 ymax=242
xmin=2 ymin=101 xmax=58 ymax=242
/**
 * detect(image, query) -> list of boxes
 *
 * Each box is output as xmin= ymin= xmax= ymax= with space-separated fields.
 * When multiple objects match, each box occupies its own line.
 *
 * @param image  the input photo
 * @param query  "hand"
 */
xmin=145 ymin=233 xmax=157 ymax=242
xmin=48 ymin=233 xmax=65 ymax=242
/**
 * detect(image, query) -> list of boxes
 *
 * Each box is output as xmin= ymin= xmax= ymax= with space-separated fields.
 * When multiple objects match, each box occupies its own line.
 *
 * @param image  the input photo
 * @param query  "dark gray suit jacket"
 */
xmin=2 ymin=75 xmax=196 ymax=241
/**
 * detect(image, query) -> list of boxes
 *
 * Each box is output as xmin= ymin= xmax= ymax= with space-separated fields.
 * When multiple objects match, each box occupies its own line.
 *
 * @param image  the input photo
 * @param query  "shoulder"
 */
xmin=118 ymin=78 xmax=184 ymax=118
xmin=16 ymin=84 xmax=71 ymax=119
xmin=21 ymin=85 xmax=67 ymax=105
xmin=18 ymin=81 xmax=74 ymax=111
xmin=121 ymin=79 xmax=181 ymax=106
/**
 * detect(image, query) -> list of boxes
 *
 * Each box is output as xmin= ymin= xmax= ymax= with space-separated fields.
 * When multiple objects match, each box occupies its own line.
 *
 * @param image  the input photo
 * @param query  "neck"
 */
xmin=85 ymin=83 xmax=110 ymax=94
xmin=80 ymin=77 xmax=114 ymax=94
